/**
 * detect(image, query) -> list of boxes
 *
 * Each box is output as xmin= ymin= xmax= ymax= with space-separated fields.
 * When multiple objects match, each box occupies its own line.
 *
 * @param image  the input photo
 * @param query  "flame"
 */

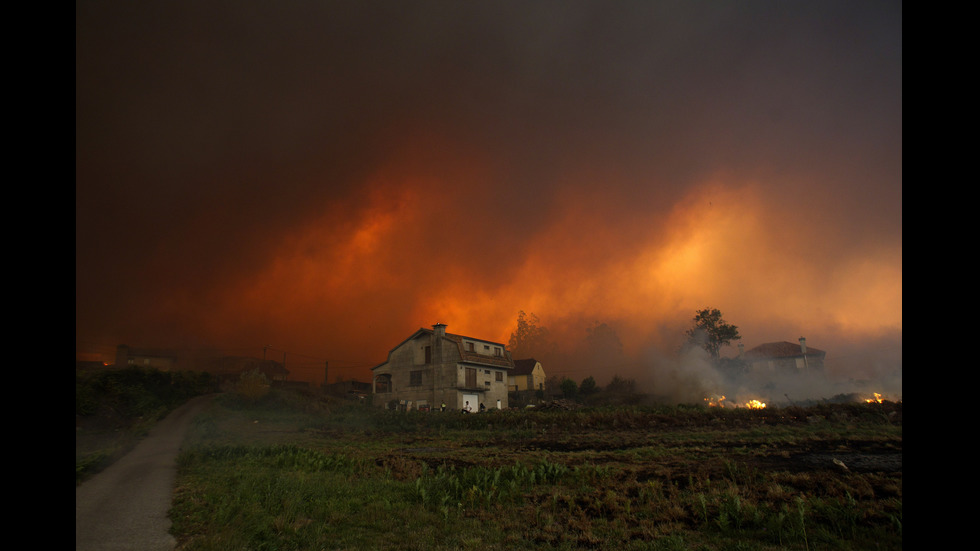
xmin=705 ymin=395 xmax=766 ymax=409
xmin=865 ymin=392 xmax=884 ymax=403
xmin=705 ymin=395 xmax=726 ymax=407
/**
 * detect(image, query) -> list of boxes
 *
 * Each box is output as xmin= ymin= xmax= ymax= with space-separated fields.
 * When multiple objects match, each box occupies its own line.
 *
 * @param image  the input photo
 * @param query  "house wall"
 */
xmin=457 ymin=365 xmax=509 ymax=410
xmin=373 ymin=334 xmax=438 ymax=409
xmin=747 ymin=355 xmax=824 ymax=373
xmin=529 ymin=364 xmax=545 ymax=391
xmin=508 ymin=374 xmax=530 ymax=392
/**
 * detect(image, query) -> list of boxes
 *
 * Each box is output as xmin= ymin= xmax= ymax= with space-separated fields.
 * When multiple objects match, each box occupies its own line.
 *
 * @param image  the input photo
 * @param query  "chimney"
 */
xmin=433 ymin=323 xmax=447 ymax=337
xmin=799 ymin=337 xmax=807 ymax=355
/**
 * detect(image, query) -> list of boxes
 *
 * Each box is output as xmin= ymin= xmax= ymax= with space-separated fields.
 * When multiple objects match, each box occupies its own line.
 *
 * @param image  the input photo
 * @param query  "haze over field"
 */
xmin=76 ymin=1 xmax=901 ymax=400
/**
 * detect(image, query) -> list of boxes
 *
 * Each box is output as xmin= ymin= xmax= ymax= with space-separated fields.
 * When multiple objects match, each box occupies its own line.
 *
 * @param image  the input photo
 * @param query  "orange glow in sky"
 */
xmin=173 ymin=165 xmax=901 ymax=387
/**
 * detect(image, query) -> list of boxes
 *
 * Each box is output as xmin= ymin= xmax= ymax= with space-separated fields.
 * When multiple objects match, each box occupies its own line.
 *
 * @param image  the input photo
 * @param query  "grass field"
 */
xmin=168 ymin=387 xmax=901 ymax=550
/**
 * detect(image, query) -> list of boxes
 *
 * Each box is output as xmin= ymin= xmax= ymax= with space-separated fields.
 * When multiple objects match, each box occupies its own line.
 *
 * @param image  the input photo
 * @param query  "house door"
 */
xmin=462 ymin=393 xmax=478 ymax=413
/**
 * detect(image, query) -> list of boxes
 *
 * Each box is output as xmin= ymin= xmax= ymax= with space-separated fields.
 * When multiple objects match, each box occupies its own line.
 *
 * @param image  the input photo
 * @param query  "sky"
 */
xmin=76 ymin=1 xmax=902 ymax=400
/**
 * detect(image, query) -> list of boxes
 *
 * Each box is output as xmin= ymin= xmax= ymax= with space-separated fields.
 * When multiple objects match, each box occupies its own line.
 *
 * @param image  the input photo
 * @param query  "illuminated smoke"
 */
xmin=76 ymin=2 xmax=901 ymax=396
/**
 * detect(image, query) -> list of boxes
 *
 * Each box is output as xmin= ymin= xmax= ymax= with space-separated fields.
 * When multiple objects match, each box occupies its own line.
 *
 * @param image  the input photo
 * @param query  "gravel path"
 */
xmin=75 ymin=394 xmax=215 ymax=551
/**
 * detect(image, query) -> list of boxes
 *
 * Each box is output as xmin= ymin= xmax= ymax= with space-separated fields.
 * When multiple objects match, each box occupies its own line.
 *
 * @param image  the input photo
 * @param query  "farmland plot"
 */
xmin=171 ymin=389 xmax=901 ymax=550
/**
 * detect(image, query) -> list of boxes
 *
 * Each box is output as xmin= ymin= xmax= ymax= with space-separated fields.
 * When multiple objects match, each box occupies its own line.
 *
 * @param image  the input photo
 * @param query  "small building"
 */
xmin=740 ymin=337 xmax=825 ymax=372
xmin=509 ymin=358 xmax=546 ymax=392
xmin=112 ymin=344 xmax=289 ymax=384
xmin=115 ymin=345 xmax=178 ymax=371
xmin=371 ymin=323 xmax=513 ymax=411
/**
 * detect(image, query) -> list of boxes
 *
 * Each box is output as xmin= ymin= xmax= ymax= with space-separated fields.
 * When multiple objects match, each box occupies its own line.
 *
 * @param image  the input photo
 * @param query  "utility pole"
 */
xmin=799 ymin=337 xmax=808 ymax=370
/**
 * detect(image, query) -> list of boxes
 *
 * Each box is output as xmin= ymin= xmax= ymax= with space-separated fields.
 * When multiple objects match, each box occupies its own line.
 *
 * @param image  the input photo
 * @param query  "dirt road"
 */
xmin=75 ymin=394 xmax=215 ymax=551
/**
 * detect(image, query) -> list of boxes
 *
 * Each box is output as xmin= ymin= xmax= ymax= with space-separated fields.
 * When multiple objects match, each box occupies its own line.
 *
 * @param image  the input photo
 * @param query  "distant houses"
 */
xmin=114 ymin=345 xmax=178 ymax=371
xmin=97 ymin=344 xmax=291 ymax=385
xmin=83 ymin=336 xmax=552 ymax=405
xmin=739 ymin=337 xmax=825 ymax=372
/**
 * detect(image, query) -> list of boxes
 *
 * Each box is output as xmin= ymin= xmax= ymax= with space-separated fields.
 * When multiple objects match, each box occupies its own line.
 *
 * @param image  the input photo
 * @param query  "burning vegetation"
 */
xmin=704 ymin=395 xmax=767 ymax=409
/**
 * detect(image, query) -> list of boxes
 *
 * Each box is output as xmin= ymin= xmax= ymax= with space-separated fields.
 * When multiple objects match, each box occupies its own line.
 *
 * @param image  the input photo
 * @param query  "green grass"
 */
xmin=165 ymin=388 xmax=901 ymax=550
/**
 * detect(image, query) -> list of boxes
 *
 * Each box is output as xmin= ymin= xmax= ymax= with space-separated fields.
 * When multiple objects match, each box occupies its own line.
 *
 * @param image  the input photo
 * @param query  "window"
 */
xmin=467 ymin=342 xmax=475 ymax=352
xmin=410 ymin=370 xmax=422 ymax=386
xmin=494 ymin=347 xmax=502 ymax=357
xmin=424 ymin=346 xmax=431 ymax=364
xmin=495 ymin=371 xmax=503 ymax=382
xmin=375 ymin=375 xmax=392 ymax=393
xmin=465 ymin=368 xmax=477 ymax=388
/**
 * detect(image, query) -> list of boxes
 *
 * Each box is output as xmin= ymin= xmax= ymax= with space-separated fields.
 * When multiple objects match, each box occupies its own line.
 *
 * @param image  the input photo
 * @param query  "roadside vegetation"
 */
xmin=170 ymin=384 xmax=901 ymax=550
xmin=75 ymin=366 xmax=215 ymax=484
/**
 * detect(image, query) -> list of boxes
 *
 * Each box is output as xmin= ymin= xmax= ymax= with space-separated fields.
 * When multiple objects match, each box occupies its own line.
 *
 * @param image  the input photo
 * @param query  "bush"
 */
xmin=76 ymin=367 xmax=214 ymax=418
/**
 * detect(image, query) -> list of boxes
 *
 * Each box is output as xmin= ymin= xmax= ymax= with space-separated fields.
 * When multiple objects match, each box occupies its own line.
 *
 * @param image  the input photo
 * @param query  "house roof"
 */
xmin=443 ymin=330 xmax=514 ymax=369
xmin=512 ymin=358 xmax=540 ymax=376
xmin=373 ymin=326 xmax=514 ymax=370
xmin=742 ymin=341 xmax=826 ymax=360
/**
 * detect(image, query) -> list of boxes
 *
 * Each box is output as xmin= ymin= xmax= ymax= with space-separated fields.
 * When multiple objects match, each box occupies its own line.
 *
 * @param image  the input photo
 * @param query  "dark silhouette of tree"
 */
xmin=560 ymin=377 xmax=578 ymax=399
xmin=508 ymin=311 xmax=552 ymax=359
xmin=605 ymin=374 xmax=636 ymax=395
xmin=604 ymin=374 xmax=640 ymax=405
xmin=685 ymin=308 xmax=741 ymax=358
xmin=579 ymin=375 xmax=599 ymax=396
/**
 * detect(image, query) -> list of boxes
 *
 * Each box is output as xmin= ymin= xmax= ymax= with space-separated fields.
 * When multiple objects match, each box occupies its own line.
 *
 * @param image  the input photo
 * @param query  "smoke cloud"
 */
xmin=76 ymin=1 xmax=901 ymax=399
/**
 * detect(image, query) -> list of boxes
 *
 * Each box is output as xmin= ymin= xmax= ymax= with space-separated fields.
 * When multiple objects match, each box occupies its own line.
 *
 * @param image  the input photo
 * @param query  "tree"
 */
xmin=604 ymin=374 xmax=639 ymax=405
xmin=560 ymin=377 xmax=578 ymax=400
xmin=605 ymin=374 xmax=636 ymax=395
xmin=685 ymin=308 xmax=741 ymax=358
xmin=508 ymin=311 xmax=552 ymax=359
xmin=579 ymin=375 xmax=599 ymax=396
